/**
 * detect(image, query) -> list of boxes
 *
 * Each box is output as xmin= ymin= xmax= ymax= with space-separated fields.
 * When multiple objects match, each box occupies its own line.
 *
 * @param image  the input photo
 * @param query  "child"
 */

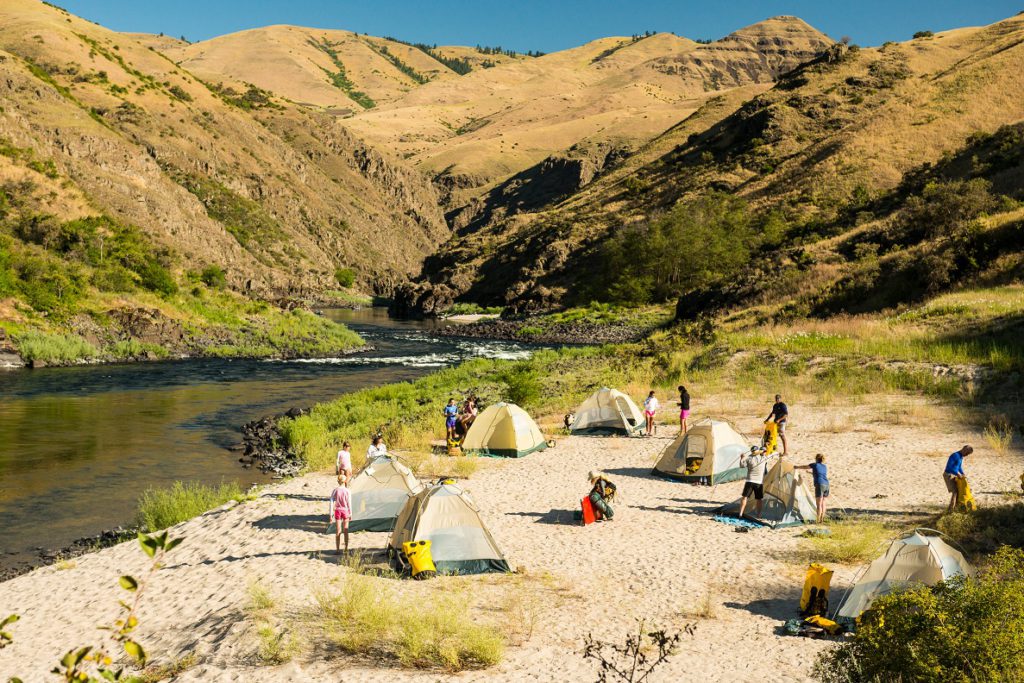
xmin=796 ymin=454 xmax=829 ymax=523
xmin=443 ymin=398 xmax=459 ymax=440
xmin=643 ymin=390 xmax=659 ymax=436
xmin=328 ymin=474 xmax=351 ymax=555
xmin=335 ymin=440 xmax=352 ymax=480
xmin=367 ymin=434 xmax=387 ymax=459
xmin=678 ymin=385 xmax=691 ymax=434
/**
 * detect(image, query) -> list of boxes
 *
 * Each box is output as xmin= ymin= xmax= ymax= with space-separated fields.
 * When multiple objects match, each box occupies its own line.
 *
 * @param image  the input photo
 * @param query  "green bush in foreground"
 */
xmin=817 ymin=546 xmax=1024 ymax=683
xmin=15 ymin=329 xmax=98 ymax=363
xmin=136 ymin=481 xmax=245 ymax=531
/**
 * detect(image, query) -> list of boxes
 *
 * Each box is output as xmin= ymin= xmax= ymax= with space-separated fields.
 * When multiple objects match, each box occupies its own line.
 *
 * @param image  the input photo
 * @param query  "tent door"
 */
xmin=615 ymin=397 xmax=636 ymax=427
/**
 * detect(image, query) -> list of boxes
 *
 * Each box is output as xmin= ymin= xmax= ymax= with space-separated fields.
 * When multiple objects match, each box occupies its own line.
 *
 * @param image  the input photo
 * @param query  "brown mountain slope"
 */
xmin=395 ymin=13 xmax=1024 ymax=315
xmin=343 ymin=17 xmax=833 ymax=205
xmin=0 ymin=0 xmax=446 ymax=298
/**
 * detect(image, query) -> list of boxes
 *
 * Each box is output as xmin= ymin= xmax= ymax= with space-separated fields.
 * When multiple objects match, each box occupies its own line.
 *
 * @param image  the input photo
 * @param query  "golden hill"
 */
xmin=395 ymin=13 xmax=1024 ymax=315
xmin=0 ymin=0 xmax=447 ymax=300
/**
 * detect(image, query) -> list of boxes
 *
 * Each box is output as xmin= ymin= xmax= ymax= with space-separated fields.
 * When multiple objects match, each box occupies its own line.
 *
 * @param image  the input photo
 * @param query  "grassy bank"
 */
xmin=136 ymin=481 xmax=250 ymax=532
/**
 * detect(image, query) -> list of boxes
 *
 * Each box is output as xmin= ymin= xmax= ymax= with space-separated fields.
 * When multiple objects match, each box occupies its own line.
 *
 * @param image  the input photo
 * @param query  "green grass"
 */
xmin=444 ymin=302 xmax=503 ymax=316
xmin=797 ymin=518 xmax=895 ymax=565
xmin=135 ymin=481 xmax=247 ymax=531
xmin=14 ymin=330 xmax=98 ymax=363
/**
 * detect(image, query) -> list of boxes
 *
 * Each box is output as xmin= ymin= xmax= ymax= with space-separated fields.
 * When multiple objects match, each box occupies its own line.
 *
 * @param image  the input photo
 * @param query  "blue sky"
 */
xmin=57 ymin=1 xmax=1022 ymax=52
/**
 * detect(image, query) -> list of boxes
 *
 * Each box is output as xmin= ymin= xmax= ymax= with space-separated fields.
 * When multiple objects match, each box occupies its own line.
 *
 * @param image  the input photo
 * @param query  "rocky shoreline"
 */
xmin=433 ymin=317 xmax=649 ymax=345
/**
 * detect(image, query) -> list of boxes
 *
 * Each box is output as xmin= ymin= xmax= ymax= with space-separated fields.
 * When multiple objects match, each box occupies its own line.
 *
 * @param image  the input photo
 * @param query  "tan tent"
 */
xmin=652 ymin=418 xmax=749 ymax=484
xmin=836 ymin=531 xmax=975 ymax=619
xmin=717 ymin=457 xmax=817 ymax=528
xmin=570 ymin=387 xmax=643 ymax=435
xmin=388 ymin=481 xmax=510 ymax=575
xmin=349 ymin=454 xmax=423 ymax=532
xmin=462 ymin=402 xmax=547 ymax=458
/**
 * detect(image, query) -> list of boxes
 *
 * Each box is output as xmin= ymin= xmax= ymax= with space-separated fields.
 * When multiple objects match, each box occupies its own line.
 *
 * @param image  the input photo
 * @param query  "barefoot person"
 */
xmin=764 ymin=394 xmax=790 ymax=455
xmin=587 ymin=470 xmax=617 ymax=521
xmin=796 ymin=454 xmax=829 ymax=523
xmin=738 ymin=446 xmax=770 ymax=519
xmin=443 ymin=398 xmax=459 ymax=440
xmin=643 ymin=391 xmax=659 ymax=436
xmin=335 ymin=440 xmax=352 ymax=480
xmin=367 ymin=434 xmax=387 ymax=459
xmin=944 ymin=445 xmax=973 ymax=512
xmin=678 ymin=385 xmax=691 ymax=434
xmin=328 ymin=474 xmax=351 ymax=555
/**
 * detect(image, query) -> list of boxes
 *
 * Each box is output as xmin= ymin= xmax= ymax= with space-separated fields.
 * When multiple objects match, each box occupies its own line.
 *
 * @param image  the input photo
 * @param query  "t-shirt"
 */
xmin=367 ymin=443 xmax=387 ymax=459
xmin=770 ymin=401 xmax=789 ymax=423
xmin=644 ymin=397 xmax=660 ymax=413
xmin=679 ymin=391 xmax=690 ymax=411
xmin=944 ymin=451 xmax=965 ymax=476
xmin=809 ymin=462 xmax=829 ymax=487
xmin=329 ymin=486 xmax=351 ymax=517
xmin=740 ymin=453 xmax=769 ymax=484
xmin=444 ymin=404 xmax=458 ymax=419
xmin=336 ymin=449 xmax=352 ymax=472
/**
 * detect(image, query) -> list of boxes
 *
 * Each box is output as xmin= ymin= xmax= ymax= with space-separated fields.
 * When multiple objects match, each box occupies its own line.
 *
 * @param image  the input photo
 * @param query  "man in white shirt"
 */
xmin=738 ymin=446 xmax=770 ymax=519
xmin=366 ymin=435 xmax=387 ymax=460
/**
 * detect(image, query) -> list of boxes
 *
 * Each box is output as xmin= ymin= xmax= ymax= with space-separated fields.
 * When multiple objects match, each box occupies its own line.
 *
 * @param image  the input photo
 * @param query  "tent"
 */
xmin=570 ymin=387 xmax=644 ymax=435
xmin=836 ymin=531 xmax=975 ymax=619
xmin=716 ymin=457 xmax=817 ymax=528
xmin=349 ymin=454 xmax=423 ymax=532
xmin=462 ymin=402 xmax=547 ymax=458
xmin=388 ymin=481 xmax=510 ymax=575
xmin=652 ymin=418 xmax=749 ymax=484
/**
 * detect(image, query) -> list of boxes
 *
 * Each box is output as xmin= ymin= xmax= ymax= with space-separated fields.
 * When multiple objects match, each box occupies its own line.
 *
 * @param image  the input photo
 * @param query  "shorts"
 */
xmin=644 ymin=410 xmax=656 ymax=418
xmin=446 ymin=417 xmax=457 ymax=428
xmin=815 ymin=484 xmax=830 ymax=499
xmin=777 ymin=421 xmax=786 ymax=434
xmin=742 ymin=481 xmax=764 ymax=500
xmin=334 ymin=509 xmax=351 ymax=522
xmin=944 ymin=473 xmax=959 ymax=493
xmin=680 ymin=409 xmax=690 ymax=418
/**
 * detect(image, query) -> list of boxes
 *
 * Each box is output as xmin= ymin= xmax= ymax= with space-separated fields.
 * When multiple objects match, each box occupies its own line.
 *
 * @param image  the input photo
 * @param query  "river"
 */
xmin=0 ymin=309 xmax=532 ymax=575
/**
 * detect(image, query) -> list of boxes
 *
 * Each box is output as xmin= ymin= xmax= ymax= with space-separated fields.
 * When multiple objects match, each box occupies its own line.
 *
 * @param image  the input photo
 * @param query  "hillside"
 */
xmin=395 ymin=13 xmax=1024 ymax=316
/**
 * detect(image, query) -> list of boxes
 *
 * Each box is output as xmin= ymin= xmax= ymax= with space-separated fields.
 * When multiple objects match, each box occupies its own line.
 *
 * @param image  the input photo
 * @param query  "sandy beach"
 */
xmin=1 ymin=396 xmax=1020 ymax=682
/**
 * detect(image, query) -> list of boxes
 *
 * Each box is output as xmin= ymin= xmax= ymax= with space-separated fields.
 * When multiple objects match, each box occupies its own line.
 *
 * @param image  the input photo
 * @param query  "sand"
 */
xmin=1 ymin=396 xmax=1021 ymax=682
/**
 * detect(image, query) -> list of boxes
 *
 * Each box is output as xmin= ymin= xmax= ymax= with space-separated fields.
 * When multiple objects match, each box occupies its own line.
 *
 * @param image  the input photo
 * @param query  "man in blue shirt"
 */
xmin=944 ymin=445 xmax=973 ymax=512
xmin=796 ymin=454 xmax=829 ymax=523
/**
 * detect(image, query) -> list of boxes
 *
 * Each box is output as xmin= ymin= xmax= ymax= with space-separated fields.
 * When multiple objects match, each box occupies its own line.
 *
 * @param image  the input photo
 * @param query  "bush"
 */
xmin=200 ymin=264 xmax=227 ymax=289
xmin=817 ymin=546 xmax=1024 ymax=683
xmin=135 ymin=480 xmax=245 ymax=531
xmin=334 ymin=267 xmax=356 ymax=288
xmin=92 ymin=265 xmax=136 ymax=292
xmin=137 ymin=260 xmax=177 ymax=295
xmin=798 ymin=518 xmax=892 ymax=564
xmin=913 ymin=30 xmax=934 ymax=39
xmin=15 ymin=329 xmax=98 ymax=363
xmin=500 ymin=363 xmax=542 ymax=408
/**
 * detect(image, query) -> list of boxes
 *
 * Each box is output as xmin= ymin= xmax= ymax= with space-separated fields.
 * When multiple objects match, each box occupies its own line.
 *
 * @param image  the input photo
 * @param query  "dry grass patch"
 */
xmin=138 ymin=653 xmax=199 ymax=682
xmin=796 ymin=519 xmax=895 ymax=565
xmin=983 ymin=415 xmax=1015 ymax=455
xmin=682 ymin=586 xmax=720 ymax=620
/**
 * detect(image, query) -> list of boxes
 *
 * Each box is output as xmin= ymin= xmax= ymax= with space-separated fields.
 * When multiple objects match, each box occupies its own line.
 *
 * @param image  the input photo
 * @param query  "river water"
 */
xmin=0 ymin=309 xmax=532 ymax=574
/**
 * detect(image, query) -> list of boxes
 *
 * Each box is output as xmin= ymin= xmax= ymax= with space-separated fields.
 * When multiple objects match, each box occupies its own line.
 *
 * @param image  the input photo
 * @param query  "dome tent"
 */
xmin=836 ymin=530 xmax=975 ymax=620
xmin=348 ymin=454 xmax=423 ymax=532
xmin=570 ymin=387 xmax=644 ymax=435
xmin=716 ymin=457 xmax=817 ymax=528
xmin=462 ymin=402 xmax=547 ymax=458
xmin=388 ymin=480 xmax=510 ymax=575
xmin=652 ymin=418 xmax=749 ymax=484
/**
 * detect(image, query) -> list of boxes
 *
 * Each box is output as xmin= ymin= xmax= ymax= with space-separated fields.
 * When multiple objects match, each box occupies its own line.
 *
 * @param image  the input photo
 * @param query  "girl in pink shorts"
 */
xmin=328 ymin=474 xmax=351 ymax=555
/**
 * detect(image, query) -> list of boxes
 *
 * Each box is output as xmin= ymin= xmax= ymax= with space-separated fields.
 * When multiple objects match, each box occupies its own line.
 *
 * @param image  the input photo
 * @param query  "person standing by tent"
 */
xmin=444 ymin=398 xmax=459 ymax=440
xmin=678 ymin=385 xmax=691 ymax=434
xmin=328 ymin=474 xmax=351 ymax=555
xmin=764 ymin=394 xmax=790 ymax=455
xmin=738 ymin=446 xmax=770 ymax=519
xmin=643 ymin=390 xmax=660 ymax=436
xmin=459 ymin=395 xmax=478 ymax=433
xmin=367 ymin=434 xmax=387 ymax=460
xmin=944 ymin=445 xmax=973 ymax=512
xmin=796 ymin=454 xmax=829 ymax=523
xmin=336 ymin=440 xmax=353 ymax=480
xmin=588 ymin=470 xmax=617 ymax=520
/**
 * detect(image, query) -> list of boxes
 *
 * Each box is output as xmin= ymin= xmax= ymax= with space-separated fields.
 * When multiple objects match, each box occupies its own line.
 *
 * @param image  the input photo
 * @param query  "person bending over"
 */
xmin=588 ymin=470 xmax=617 ymax=521
xmin=944 ymin=445 xmax=973 ymax=512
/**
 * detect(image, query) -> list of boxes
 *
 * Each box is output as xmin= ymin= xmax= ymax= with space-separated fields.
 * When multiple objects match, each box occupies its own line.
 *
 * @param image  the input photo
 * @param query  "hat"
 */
xmin=588 ymin=470 xmax=603 ymax=482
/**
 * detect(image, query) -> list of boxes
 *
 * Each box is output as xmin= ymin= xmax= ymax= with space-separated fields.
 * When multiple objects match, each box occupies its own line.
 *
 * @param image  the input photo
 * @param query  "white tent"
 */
xmin=463 ymin=402 xmax=547 ymax=458
xmin=388 ymin=481 xmax=510 ymax=575
xmin=570 ymin=387 xmax=644 ymax=435
xmin=836 ymin=531 xmax=975 ymax=619
xmin=349 ymin=454 xmax=423 ymax=532
xmin=652 ymin=418 xmax=749 ymax=484
xmin=716 ymin=457 xmax=817 ymax=528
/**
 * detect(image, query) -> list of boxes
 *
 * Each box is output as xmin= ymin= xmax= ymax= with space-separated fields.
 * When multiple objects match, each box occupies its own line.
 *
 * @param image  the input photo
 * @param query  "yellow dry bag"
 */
xmin=956 ymin=477 xmax=978 ymax=511
xmin=800 ymin=563 xmax=833 ymax=616
xmin=402 ymin=540 xmax=437 ymax=580
xmin=763 ymin=421 xmax=779 ymax=455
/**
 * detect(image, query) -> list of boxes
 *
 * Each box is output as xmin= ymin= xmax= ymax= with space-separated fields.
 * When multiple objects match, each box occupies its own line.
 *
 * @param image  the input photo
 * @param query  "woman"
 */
xmin=587 ymin=470 xmax=617 ymax=521
xmin=678 ymin=385 xmax=691 ymax=434
xmin=643 ymin=390 xmax=659 ymax=436
xmin=459 ymin=395 xmax=478 ymax=432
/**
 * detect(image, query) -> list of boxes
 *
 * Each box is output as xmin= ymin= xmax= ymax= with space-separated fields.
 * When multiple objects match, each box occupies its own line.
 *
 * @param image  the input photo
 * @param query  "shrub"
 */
xmin=15 ymin=329 xmax=98 ymax=363
xmin=92 ymin=264 xmax=136 ymax=292
xmin=167 ymin=84 xmax=192 ymax=102
xmin=138 ymin=260 xmax=178 ymax=295
xmin=983 ymin=415 xmax=1014 ymax=455
xmin=816 ymin=546 xmax=1024 ymax=683
xmin=135 ymin=480 xmax=245 ymax=531
xmin=200 ymin=264 xmax=227 ymax=289
xmin=798 ymin=518 xmax=892 ymax=564
xmin=913 ymin=30 xmax=934 ymax=39
xmin=334 ymin=267 xmax=356 ymax=288
xmin=500 ymin=362 xmax=542 ymax=408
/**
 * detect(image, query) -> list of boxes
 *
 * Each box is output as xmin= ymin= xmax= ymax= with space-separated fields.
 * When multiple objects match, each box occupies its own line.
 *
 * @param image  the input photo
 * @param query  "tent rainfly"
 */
xmin=836 ymin=531 xmax=975 ymax=619
xmin=716 ymin=457 xmax=817 ymax=528
xmin=570 ymin=387 xmax=644 ymax=435
xmin=652 ymin=418 xmax=749 ymax=484
xmin=349 ymin=454 xmax=423 ymax=532
xmin=462 ymin=402 xmax=547 ymax=458
xmin=388 ymin=481 xmax=510 ymax=575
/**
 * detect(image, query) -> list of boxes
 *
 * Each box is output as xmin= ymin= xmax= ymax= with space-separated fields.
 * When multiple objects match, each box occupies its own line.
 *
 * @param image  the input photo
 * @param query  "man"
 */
xmin=764 ymin=394 xmax=789 ymax=455
xmin=944 ymin=445 xmax=973 ymax=512
xmin=738 ymin=446 xmax=770 ymax=519
xmin=587 ymin=470 xmax=617 ymax=521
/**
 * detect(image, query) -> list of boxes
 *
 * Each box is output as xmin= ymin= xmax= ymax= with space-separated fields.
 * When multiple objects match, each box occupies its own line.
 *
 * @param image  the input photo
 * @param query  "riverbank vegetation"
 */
xmin=136 ymin=481 xmax=250 ymax=532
